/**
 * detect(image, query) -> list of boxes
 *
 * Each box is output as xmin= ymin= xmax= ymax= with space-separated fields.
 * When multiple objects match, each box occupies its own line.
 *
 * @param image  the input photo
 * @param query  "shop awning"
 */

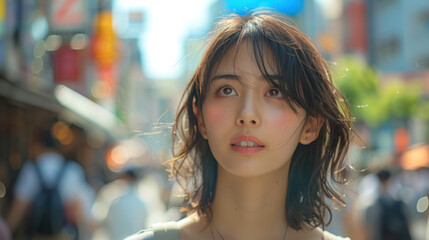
xmin=0 ymin=78 xmax=126 ymax=140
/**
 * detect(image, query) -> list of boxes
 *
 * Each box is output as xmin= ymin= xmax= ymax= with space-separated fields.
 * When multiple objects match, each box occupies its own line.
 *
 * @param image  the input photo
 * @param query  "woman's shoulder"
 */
xmin=124 ymin=229 xmax=154 ymax=240
xmin=323 ymin=230 xmax=351 ymax=240
xmin=125 ymin=230 xmax=154 ymax=240
xmin=124 ymin=222 xmax=179 ymax=240
xmin=298 ymin=226 xmax=350 ymax=240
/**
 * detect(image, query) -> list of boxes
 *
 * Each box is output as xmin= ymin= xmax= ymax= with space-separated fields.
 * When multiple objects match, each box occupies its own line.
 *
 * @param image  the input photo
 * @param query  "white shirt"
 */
xmin=14 ymin=151 xmax=87 ymax=204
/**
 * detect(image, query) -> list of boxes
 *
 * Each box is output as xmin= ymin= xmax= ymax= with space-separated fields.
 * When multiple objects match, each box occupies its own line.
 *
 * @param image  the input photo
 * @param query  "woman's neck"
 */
xmin=210 ymin=162 xmax=290 ymax=239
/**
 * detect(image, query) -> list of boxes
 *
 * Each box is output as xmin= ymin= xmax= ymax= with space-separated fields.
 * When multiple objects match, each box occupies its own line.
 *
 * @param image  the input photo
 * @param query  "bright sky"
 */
xmin=113 ymin=0 xmax=216 ymax=80
xmin=315 ymin=0 xmax=343 ymax=19
xmin=113 ymin=0 xmax=342 ymax=80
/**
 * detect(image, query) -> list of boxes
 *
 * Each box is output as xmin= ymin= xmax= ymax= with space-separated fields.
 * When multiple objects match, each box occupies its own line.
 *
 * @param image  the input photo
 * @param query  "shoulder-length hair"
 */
xmin=168 ymin=10 xmax=353 ymax=230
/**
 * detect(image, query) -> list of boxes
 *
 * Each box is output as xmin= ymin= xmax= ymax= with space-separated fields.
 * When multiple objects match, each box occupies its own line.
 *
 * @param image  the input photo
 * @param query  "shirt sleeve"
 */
xmin=323 ymin=230 xmax=351 ymax=240
xmin=124 ymin=229 xmax=154 ymax=240
xmin=13 ymin=161 xmax=39 ymax=202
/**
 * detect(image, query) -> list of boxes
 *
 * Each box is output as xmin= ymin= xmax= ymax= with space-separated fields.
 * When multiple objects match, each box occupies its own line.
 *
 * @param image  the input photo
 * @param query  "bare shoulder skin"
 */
xmin=177 ymin=214 xmax=212 ymax=240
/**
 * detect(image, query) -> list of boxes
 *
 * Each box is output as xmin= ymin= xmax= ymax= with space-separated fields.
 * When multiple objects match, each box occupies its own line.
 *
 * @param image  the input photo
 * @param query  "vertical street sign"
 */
xmin=0 ymin=0 xmax=5 ymax=37
xmin=53 ymin=44 xmax=82 ymax=84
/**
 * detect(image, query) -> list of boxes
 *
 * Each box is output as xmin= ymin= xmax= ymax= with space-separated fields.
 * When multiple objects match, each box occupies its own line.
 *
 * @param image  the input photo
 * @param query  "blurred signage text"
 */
xmin=49 ymin=0 xmax=87 ymax=32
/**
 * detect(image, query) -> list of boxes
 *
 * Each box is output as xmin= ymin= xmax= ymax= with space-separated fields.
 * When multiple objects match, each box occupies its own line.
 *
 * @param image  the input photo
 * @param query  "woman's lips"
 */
xmin=231 ymin=135 xmax=265 ymax=154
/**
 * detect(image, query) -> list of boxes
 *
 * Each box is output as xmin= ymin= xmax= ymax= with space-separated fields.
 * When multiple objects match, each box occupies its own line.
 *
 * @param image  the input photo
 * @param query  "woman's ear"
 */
xmin=299 ymin=116 xmax=324 ymax=145
xmin=193 ymin=104 xmax=207 ymax=139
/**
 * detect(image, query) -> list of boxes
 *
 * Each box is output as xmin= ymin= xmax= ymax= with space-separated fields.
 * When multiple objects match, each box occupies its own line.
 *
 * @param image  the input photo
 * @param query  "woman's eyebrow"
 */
xmin=210 ymin=74 xmax=240 ymax=82
xmin=262 ymin=74 xmax=281 ymax=81
xmin=210 ymin=73 xmax=281 ymax=82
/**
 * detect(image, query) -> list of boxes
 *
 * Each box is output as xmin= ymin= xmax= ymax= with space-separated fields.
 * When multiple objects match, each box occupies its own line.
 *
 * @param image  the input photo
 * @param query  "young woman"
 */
xmin=127 ymin=10 xmax=353 ymax=240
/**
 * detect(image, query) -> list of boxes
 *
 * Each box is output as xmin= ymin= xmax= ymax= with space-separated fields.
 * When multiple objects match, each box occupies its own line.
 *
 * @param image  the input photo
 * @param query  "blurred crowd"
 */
xmin=0 ymin=116 xmax=184 ymax=240
xmin=338 ymin=166 xmax=429 ymax=240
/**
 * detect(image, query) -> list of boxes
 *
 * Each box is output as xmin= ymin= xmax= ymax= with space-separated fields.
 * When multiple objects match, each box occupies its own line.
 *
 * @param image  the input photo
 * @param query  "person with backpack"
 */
xmin=364 ymin=169 xmax=413 ymax=240
xmin=6 ymin=118 xmax=91 ymax=239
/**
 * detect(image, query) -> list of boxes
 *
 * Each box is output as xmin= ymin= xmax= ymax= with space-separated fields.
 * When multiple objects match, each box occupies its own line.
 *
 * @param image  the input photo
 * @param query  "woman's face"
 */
xmin=198 ymin=42 xmax=308 ymax=178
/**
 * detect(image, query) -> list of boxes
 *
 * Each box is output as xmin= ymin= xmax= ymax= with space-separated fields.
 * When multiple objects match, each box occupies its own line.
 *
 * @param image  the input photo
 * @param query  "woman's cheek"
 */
xmin=203 ymin=103 xmax=229 ymax=127
xmin=273 ymin=111 xmax=291 ymax=125
xmin=269 ymin=108 xmax=301 ymax=135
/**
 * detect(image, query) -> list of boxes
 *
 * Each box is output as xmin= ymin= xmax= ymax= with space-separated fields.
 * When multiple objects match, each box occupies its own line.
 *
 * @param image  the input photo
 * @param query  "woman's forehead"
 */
xmin=209 ymin=41 xmax=278 ymax=78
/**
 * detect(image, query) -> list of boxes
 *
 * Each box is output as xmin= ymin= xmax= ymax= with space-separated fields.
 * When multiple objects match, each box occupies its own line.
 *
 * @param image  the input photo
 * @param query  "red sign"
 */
xmin=346 ymin=1 xmax=367 ymax=54
xmin=53 ymin=45 xmax=82 ymax=83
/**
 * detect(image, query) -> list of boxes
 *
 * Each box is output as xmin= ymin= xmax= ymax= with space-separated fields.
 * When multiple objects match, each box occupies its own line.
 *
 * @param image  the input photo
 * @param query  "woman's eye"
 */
xmin=266 ymin=88 xmax=282 ymax=98
xmin=218 ymin=86 xmax=237 ymax=97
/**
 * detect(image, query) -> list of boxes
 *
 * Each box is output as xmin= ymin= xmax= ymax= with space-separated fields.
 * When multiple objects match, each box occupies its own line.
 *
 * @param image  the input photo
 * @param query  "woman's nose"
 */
xmin=237 ymin=119 xmax=258 ymax=126
xmin=236 ymin=95 xmax=260 ymax=127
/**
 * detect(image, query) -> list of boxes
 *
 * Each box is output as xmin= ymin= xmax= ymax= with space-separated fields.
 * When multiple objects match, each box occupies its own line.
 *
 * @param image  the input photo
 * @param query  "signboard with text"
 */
xmin=48 ymin=0 xmax=88 ymax=32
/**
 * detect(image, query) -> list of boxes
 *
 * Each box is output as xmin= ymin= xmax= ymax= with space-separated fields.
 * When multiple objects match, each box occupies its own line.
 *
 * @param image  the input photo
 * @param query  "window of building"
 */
xmin=416 ymin=55 xmax=429 ymax=69
xmin=375 ymin=0 xmax=397 ymax=10
xmin=420 ymin=10 xmax=429 ymax=31
xmin=377 ymin=36 xmax=400 ymax=62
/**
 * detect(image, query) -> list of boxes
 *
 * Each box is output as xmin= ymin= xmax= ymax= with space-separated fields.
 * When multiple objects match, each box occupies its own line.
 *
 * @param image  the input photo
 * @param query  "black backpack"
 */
xmin=379 ymin=197 xmax=412 ymax=240
xmin=29 ymin=161 xmax=68 ymax=235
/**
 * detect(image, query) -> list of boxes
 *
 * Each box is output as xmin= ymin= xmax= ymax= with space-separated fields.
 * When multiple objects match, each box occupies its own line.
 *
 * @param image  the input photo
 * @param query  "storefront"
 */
xmin=0 ymin=78 xmax=118 ymax=218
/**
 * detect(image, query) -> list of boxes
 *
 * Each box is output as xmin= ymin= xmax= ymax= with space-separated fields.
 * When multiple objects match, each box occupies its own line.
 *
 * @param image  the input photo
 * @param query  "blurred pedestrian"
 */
xmin=364 ymin=169 xmax=413 ymax=240
xmin=0 ymin=216 xmax=12 ymax=240
xmin=102 ymin=167 xmax=148 ymax=240
xmin=127 ymin=10 xmax=354 ymax=240
xmin=6 ymin=118 xmax=92 ymax=240
xmin=426 ymin=214 xmax=429 ymax=240
xmin=426 ymin=212 xmax=429 ymax=240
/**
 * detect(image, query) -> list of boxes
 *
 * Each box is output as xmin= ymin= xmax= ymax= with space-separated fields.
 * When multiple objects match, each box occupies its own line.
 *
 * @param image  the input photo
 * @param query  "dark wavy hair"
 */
xmin=168 ymin=10 xmax=353 ymax=230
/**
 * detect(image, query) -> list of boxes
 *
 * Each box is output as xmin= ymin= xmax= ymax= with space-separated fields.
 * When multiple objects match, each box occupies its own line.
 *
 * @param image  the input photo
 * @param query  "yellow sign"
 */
xmin=92 ymin=11 xmax=117 ymax=66
xmin=0 ymin=0 xmax=5 ymax=21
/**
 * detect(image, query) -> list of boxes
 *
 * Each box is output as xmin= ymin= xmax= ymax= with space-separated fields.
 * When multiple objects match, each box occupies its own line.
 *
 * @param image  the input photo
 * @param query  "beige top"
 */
xmin=125 ymin=222 xmax=351 ymax=240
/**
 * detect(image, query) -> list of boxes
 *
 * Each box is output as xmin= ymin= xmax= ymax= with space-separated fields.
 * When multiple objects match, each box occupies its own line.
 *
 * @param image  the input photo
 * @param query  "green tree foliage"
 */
xmin=332 ymin=56 xmax=422 ymax=127
xmin=382 ymin=81 xmax=421 ymax=118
